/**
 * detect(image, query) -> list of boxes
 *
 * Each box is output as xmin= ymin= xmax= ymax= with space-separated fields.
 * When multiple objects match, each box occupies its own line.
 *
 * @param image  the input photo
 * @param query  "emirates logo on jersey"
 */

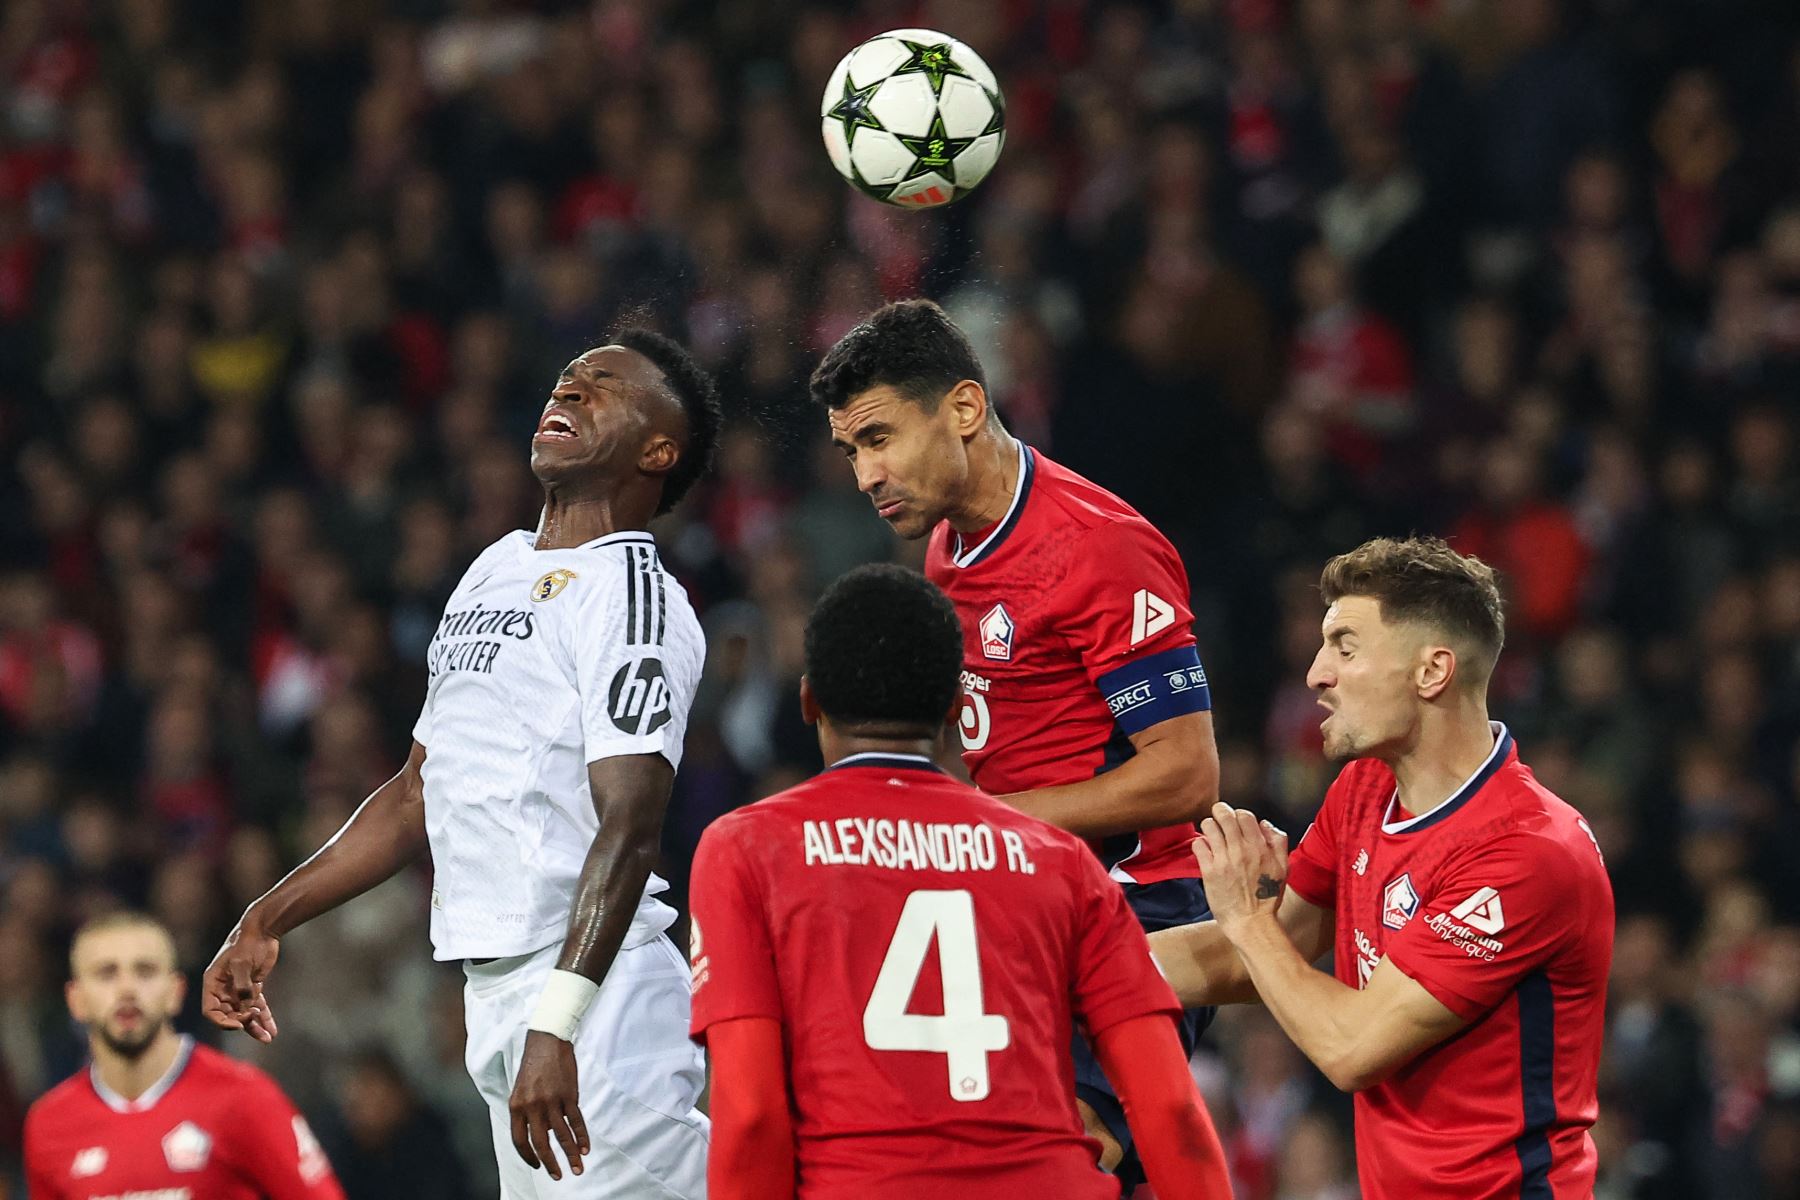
xmin=979 ymin=603 xmax=1014 ymax=661
xmin=161 ymin=1121 xmax=212 ymax=1172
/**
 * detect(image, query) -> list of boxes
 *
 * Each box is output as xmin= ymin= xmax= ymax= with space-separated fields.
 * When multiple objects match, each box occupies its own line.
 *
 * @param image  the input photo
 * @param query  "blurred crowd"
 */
xmin=1 ymin=0 xmax=1799 ymax=1196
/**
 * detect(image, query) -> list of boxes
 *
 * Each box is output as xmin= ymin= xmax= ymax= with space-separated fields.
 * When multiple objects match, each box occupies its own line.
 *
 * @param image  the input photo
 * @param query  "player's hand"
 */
xmin=1194 ymin=802 xmax=1288 ymax=938
xmin=510 ymin=1031 xmax=591 ymax=1181
xmin=201 ymin=919 xmax=282 ymax=1043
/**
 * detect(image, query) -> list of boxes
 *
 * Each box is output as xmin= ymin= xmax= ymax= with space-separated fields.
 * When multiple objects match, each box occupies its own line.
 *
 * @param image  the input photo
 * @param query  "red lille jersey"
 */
xmin=1286 ymin=726 xmax=1614 ymax=1199
xmin=24 ymin=1038 xmax=345 ymax=1200
xmin=925 ymin=445 xmax=1212 ymax=884
xmin=688 ymin=753 xmax=1182 ymax=1200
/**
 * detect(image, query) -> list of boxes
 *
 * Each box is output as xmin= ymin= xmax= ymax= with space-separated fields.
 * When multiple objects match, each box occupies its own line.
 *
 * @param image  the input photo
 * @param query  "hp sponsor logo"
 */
xmin=609 ymin=657 xmax=672 ymax=735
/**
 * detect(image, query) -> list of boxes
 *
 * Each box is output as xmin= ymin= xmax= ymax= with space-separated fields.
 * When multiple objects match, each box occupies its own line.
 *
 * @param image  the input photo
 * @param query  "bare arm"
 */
xmin=1001 ymin=711 xmax=1219 ymax=838
xmin=1229 ymin=916 xmax=1467 ymax=1092
xmin=1198 ymin=804 xmax=1467 ymax=1092
xmin=204 ymin=741 xmax=431 ymax=1039
xmin=508 ymin=752 xmax=675 ymax=1181
xmin=556 ymin=753 xmax=675 ymax=982
xmin=1148 ymin=884 xmax=1334 ymax=1007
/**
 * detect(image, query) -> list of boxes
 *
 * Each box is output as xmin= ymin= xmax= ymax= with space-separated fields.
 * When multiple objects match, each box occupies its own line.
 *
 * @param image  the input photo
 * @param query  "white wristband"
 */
xmin=527 ymin=970 xmax=600 ymax=1042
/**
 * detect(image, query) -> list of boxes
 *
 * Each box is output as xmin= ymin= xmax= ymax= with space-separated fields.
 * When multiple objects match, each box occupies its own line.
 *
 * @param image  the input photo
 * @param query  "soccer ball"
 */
xmin=820 ymin=29 xmax=1005 ymax=209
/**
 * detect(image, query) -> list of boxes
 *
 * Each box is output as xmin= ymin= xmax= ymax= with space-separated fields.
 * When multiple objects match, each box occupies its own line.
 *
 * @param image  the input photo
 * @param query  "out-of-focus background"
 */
xmin=1 ymin=0 xmax=1798 ymax=1196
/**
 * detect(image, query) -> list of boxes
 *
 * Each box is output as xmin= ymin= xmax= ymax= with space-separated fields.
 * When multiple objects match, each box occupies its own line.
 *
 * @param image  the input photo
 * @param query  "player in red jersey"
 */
xmin=812 ymin=300 xmax=1220 ymax=1180
xmin=690 ymin=564 xmax=1231 ymax=1200
xmin=25 ymin=911 xmax=344 ymax=1200
xmin=1152 ymin=537 xmax=1614 ymax=1199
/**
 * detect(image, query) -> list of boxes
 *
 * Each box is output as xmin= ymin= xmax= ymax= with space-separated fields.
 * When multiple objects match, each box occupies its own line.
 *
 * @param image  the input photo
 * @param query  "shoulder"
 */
xmin=699 ymin=789 xmax=810 ymax=854
xmin=25 ymin=1072 xmax=90 ymax=1132
xmin=188 ymin=1045 xmax=288 ymax=1098
xmin=1032 ymin=453 xmax=1167 ymax=540
xmin=1444 ymin=765 xmax=1610 ymax=897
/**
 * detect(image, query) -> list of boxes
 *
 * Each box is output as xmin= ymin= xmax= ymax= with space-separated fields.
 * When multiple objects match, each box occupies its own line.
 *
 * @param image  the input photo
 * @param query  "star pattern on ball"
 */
xmin=896 ymin=110 xmax=975 ymax=183
xmin=893 ymin=38 xmax=973 ymax=96
xmin=826 ymin=73 xmax=886 ymax=149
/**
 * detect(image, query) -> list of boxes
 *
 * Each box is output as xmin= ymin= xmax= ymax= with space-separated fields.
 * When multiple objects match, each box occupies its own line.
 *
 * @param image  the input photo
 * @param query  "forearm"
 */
xmin=707 ymin=1021 xmax=796 ymax=1200
xmin=245 ymin=746 xmax=429 ymax=936
xmin=1003 ymin=755 xmax=1213 ymax=839
xmin=556 ymin=823 xmax=660 ymax=982
xmin=1147 ymin=922 xmax=1259 ymax=1007
xmin=1227 ymin=914 xmax=1372 ymax=1090
xmin=1096 ymin=1015 xmax=1233 ymax=1200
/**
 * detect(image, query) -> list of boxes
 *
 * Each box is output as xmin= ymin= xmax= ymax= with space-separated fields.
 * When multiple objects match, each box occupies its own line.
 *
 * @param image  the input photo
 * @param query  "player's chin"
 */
xmin=529 ymin=439 xmax=589 ymax=480
xmin=885 ymin=508 xmax=935 ymax=540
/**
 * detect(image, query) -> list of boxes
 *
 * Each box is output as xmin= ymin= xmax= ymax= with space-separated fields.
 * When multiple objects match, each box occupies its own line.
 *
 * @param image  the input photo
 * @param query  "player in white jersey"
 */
xmin=202 ymin=329 xmax=722 ymax=1198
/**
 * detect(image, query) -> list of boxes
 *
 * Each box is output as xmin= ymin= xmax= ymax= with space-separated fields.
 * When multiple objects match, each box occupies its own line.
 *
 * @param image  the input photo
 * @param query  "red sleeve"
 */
xmin=1070 ymin=850 xmax=1182 ymax=1035
xmin=1383 ymin=833 xmax=1577 ymax=1021
xmin=1093 ymin=1015 xmax=1233 ymax=1200
xmin=1284 ymin=774 xmax=1346 ymax=909
xmin=1058 ymin=520 xmax=1197 ymax=680
xmin=23 ymin=1106 xmax=65 ymax=1200
xmin=688 ymin=817 xmax=782 ymax=1042
xmin=234 ymin=1072 xmax=345 ymax=1200
xmin=705 ymin=1017 xmax=795 ymax=1200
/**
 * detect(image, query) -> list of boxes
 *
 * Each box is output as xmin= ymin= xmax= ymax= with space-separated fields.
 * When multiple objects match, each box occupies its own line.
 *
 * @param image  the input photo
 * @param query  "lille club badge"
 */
xmin=1382 ymin=873 xmax=1420 ymax=930
xmin=979 ymin=603 xmax=1015 ymax=661
xmin=162 ymin=1121 xmax=212 ymax=1172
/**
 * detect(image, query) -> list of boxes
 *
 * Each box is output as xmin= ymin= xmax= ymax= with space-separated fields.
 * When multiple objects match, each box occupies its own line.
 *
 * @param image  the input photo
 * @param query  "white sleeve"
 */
xmin=411 ymin=693 xmax=432 ymax=747
xmin=572 ymin=546 xmax=703 ymax=771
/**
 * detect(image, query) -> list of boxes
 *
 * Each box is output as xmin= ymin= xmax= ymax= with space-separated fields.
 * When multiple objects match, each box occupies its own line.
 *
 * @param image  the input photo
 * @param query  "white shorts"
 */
xmin=463 ymin=938 xmax=709 ymax=1199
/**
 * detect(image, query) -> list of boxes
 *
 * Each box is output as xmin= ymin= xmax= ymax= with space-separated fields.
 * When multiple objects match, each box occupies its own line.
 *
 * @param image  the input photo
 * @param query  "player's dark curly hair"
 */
xmin=613 ymin=328 xmax=722 ymax=515
xmin=805 ymin=564 xmax=964 ymax=734
xmin=809 ymin=299 xmax=988 ymax=413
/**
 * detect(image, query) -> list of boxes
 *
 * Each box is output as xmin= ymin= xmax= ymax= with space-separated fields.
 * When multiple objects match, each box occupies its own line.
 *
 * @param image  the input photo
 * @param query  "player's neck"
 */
xmin=946 ymin=429 xmax=1021 ymax=534
xmin=92 ymin=1026 xmax=184 ymax=1102
xmin=1388 ymin=705 xmax=1496 ymax=819
xmin=534 ymin=486 xmax=652 ymax=550
xmin=818 ymin=730 xmax=939 ymax=768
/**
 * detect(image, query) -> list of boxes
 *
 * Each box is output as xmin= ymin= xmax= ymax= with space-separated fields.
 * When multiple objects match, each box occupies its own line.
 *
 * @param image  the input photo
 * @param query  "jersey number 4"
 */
xmin=862 ymin=889 xmax=1011 ymax=1101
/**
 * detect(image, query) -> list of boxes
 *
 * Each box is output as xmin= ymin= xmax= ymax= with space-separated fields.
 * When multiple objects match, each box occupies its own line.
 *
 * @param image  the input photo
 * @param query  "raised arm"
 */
xmin=204 ymin=740 xmax=431 ymax=1041
xmin=507 ymin=752 xmax=675 ymax=1182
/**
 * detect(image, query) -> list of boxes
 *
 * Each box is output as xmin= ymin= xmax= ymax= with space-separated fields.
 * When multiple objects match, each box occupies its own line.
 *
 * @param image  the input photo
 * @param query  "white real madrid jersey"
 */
xmin=411 ymin=529 xmax=703 ymax=961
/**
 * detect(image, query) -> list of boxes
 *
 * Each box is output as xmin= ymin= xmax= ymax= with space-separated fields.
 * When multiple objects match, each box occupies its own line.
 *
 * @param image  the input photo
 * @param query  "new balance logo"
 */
xmin=1449 ymin=887 xmax=1506 ymax=935
xmin=1131 ymin=590 xmax=1176 ymax=646
xmin=609 ymin=657 xmax=672 ymax=735
xmin=1351 ymin=849 xmax=1368 ymax=876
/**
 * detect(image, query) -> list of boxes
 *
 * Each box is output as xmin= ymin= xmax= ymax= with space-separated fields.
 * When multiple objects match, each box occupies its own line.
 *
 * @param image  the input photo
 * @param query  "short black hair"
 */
xmin=805 ymin=564 xmax=964 ymax=734
xmin=613 ymin=328 xmax=722 ymax=515
xmin=809 ymin=299 xmax=987 ymax=413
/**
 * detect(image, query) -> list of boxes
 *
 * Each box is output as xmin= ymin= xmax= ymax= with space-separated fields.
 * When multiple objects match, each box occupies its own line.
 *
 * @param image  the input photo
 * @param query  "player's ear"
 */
xmin=65 ymin=978 xmax=86 ymax=1022
xmin=943 ymin=380 xmax=988 ymax=440
xmin=170 ymin=968 xmax=188 ymax=1009
xmin=799 ymin=676 xmax=822 ymax=726
xmin=639 ymin=432 xmax=679 ymax=478
xmin=1416 ymin=644 xmax=1456 ymax=701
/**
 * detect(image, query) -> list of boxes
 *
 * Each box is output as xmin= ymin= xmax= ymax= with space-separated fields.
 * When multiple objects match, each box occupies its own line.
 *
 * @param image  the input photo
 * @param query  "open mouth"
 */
xmin=536 ymin=412 xmax=578 ymax=441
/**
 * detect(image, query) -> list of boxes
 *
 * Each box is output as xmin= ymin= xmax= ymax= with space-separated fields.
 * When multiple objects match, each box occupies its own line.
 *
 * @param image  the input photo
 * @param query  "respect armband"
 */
xmin=1096 ymin=644 xmax=1213 ymax=735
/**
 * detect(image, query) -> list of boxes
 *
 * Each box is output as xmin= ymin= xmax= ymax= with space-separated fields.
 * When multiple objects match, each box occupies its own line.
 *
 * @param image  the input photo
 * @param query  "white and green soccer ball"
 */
xmin=820 ymin=28 xmax=1005 ymax=209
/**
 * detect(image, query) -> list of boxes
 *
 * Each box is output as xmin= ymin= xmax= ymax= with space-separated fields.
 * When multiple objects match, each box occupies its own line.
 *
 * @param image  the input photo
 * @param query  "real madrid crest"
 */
xmin=531 ymin=569 xmax=577 ymax=602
